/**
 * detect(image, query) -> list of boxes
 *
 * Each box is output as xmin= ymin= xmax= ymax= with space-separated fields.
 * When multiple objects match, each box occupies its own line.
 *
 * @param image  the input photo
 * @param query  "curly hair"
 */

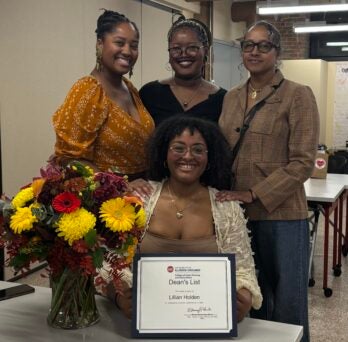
xmin=167 ymin=15 xmax=212 ymax=48
xmin=147 ymin=117 xmax=232 ymax=190
xmin=95 ymin=9 xmax=139 ymax=39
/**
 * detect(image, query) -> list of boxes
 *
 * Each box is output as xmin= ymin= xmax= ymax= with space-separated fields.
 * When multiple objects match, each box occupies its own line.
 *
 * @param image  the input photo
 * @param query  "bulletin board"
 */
xmin=333 ymin=62 xmax=348 ymax=148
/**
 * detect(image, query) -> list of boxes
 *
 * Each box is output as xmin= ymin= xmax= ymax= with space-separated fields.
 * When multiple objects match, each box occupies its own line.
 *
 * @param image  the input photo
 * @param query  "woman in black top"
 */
xmin=139 ymin=16 xmax=226 ymax=126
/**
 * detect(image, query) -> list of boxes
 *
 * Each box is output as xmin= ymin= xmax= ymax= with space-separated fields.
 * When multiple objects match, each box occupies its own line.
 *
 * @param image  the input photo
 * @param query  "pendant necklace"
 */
xmin=167 ymin=183 xmax=197 ymax=219
xmin=249 ymin=82 xmax=262 ymax=100
xmin=172 ymin=79 xmax=203 ymax=108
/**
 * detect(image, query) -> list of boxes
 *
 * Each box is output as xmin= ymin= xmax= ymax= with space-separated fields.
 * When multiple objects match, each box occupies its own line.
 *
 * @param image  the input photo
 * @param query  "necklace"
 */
xmin=167 ymin=183 xmax=197 ymax=219
xmin=249 ymin=83 xmax=262 ymax=100
xmin=172 ymin=79 xmax=203 ymax=108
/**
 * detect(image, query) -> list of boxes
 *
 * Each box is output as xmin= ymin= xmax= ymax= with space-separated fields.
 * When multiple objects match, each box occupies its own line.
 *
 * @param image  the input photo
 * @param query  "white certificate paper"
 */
xmin=132 ymin=254 xmax=237 ymax=338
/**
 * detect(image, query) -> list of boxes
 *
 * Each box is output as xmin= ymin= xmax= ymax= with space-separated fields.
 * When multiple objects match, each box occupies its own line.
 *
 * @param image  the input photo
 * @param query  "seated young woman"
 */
xmin=98 ymin=116 xmax=262 ymax=322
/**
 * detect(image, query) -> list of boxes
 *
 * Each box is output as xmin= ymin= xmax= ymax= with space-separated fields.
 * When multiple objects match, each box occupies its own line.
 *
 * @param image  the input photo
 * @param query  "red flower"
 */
xmin=52 ymin=192 xmax=81 ymax=213
xmin=72 ymin=240 xmax=89 ymax=254
xmin=80 ymin=255 xmax=95 ymax=276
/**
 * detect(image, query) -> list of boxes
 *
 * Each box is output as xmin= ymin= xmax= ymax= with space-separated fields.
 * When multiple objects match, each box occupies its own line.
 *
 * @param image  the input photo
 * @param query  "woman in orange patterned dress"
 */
xmin=53 ymin=10 xmax=154 ymax=180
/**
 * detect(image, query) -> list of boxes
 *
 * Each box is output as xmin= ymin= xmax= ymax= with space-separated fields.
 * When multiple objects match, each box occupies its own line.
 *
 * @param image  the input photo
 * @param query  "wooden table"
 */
xmin=0 ymin=281 xmax=303 ymax=342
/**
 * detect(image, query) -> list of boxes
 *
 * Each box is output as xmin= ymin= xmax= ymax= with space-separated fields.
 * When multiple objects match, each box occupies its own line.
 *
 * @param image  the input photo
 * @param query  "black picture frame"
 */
xmin=131 ymin=253 xmax=237 ymax=339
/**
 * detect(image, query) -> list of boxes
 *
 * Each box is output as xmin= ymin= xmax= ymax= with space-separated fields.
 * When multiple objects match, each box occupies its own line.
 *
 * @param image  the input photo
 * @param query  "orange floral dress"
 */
xmin=53 ymin=76 xmax=154 ymax=175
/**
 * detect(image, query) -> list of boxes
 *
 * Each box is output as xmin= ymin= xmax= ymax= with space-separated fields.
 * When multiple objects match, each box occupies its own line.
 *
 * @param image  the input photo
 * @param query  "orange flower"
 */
xmin=31 ymin=178 xmax=46 ymax=198
xmin=123 ymin=195 xmax=143 ymax=206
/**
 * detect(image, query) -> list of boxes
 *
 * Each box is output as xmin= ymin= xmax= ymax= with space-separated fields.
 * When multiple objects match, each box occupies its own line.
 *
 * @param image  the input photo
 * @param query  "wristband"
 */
xmin=115 ymin=293 xmax=121 ymax=309
xmin=249 ymin=189 xmax=255 ymax=202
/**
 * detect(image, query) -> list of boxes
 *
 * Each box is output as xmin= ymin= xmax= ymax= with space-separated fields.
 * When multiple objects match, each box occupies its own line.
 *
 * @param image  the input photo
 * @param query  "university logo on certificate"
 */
xmin=132 ymin=254 xmax=237 ymax=338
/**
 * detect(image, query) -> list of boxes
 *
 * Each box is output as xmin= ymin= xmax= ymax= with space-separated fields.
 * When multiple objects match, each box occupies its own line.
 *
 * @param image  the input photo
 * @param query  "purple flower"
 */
xmin=93 ymin=172 xmax=127 ymax=203
xmin=39 ymin=163 xmax=63 ymax=178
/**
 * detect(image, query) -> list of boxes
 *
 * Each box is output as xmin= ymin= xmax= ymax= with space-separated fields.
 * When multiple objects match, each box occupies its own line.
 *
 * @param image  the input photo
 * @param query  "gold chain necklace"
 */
xmin=172 ymin=79 xmax=203 ymax=108
xmin=167 ymin=183 xmax=198 ymax=219
xmin=249 ymin=83 xmax=262 ymax=100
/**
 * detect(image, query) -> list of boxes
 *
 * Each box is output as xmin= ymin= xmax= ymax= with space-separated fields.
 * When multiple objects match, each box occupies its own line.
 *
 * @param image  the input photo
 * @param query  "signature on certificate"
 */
xmin=187 ymin=306 xmax=212 ymax=313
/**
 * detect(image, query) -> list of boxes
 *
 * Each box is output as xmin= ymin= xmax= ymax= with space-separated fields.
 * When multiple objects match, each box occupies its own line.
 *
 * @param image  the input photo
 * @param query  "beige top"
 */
xmin=140 ymin=231 xmax=218 ymax=254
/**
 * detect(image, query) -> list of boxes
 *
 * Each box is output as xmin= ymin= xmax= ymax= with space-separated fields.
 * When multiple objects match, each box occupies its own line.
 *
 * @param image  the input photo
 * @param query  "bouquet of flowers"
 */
xmin=0 ymin=161 xmax=145 ymax=328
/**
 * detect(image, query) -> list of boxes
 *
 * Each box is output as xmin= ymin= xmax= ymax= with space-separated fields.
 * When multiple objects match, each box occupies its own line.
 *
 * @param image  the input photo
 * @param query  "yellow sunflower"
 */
xmin=99 ymin=198 xmax=136 ymax=232
xmin=12 ymin=187 xmax=34 ymax=209
xmin=135 ymin=207 xmax=146 ymax=228
xmin=56 ymin=208 xmax=96 ymax=245
xmin=10 ymin=206 xmax=38 ymax=234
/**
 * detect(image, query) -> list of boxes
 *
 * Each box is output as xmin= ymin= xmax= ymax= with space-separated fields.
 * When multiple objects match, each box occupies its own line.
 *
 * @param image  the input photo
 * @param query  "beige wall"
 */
xmin=152 ymin=0 xmax=199 ymax=14
xmin=326 ymin=63 xmax=336 ymax=148
xmin=213 ymin=0 xmax=246 ymax=42
xmin=281 ymin=59 xmax=328 ymax=145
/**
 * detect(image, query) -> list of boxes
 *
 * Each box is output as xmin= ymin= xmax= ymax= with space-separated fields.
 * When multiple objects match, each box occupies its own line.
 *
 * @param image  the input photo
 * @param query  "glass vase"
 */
xmin=47 ymin=268 xmax=100 ymax=329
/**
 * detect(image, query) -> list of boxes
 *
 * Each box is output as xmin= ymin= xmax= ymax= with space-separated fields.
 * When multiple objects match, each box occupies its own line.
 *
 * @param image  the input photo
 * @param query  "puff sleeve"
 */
xmin=53 ymin=76 xmax=109 ymax=162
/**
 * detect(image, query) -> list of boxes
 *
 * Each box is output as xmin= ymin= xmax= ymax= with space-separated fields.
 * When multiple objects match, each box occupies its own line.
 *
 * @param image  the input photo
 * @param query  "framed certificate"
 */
xmin=131 ymin=254 xmax=237 ymax=338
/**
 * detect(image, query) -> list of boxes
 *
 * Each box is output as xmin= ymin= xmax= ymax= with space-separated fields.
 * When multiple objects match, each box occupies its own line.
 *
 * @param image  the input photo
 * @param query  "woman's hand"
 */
xmin=237 ymin=288 xmax=252 ymax=322
xmin=106 ymin=281 xmax=132 ymax=319
xmin=215 ymin=190 xmax=254 ymax=203
xmin=116 ymin=286 xmax=133 ymax=319
xmin=128 ymin=178 xmax=153 ymax=197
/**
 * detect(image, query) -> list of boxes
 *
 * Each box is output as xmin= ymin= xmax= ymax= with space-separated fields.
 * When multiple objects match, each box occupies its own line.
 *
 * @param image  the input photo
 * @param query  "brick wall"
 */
xmin=257 ymin=14 xmax=311 ymax=60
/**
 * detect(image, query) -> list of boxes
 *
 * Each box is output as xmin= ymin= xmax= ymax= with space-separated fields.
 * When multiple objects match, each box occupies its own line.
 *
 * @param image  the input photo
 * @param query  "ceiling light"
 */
xmin=326 ymin=42 xmax=348 ymax=46
xmin=293 ymin=22 xmax=348 ymax=33
xmin=342 ymin=47 xmax=348 ymax=51
xmin=257 ymin=1 xmax=348 ymax=15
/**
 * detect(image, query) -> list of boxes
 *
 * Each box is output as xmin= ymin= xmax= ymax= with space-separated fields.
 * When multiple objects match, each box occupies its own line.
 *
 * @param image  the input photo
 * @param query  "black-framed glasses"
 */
xmin=169 ymin=144 xmax=208 ymax=158
xmin=240 ymin=40 xmax=278 ymax=53
xmin=168 ymin=45 xmax=204 ymax=57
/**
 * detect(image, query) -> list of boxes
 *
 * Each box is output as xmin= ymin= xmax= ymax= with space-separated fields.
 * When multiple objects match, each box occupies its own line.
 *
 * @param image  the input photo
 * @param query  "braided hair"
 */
xmin=167 ymin=15 xmax=212 ymax=48
xmin=95 ymin=9 xmax=139 ymax=40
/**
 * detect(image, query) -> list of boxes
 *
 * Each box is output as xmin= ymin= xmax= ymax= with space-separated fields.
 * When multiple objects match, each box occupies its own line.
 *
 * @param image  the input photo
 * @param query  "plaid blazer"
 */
xmin=219 ymin=70 xmax=319 ymax=221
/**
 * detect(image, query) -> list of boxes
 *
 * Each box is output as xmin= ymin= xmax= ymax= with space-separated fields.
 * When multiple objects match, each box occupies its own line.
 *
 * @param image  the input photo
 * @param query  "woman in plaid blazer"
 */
xmin=218 ymin=21 xmax=319 ymax=342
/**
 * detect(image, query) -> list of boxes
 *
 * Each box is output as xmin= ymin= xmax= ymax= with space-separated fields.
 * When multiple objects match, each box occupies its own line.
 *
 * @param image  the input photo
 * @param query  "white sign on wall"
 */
xmin=334 ymin=62 xmax=348 ymax=148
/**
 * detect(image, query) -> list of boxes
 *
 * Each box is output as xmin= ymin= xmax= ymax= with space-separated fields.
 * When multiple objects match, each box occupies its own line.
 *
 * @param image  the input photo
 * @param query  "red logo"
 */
xmin=167 ymin=266 xmax=174 ymax=273
xmin=316 ymin=158 xmax=326 ymax=169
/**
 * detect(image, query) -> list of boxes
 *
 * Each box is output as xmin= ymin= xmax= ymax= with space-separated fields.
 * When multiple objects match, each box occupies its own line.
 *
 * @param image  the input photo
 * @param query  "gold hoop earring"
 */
xmin=165 ymin=62 xmax=172 ymax=72
xmin=96 ymin=47 xmax=103 ymax=72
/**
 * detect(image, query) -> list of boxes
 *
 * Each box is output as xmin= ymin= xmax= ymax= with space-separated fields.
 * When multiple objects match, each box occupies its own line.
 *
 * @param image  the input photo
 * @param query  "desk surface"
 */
xmin=305 ymin=176 xmax=345 ymax=202
xmin=0 ymin=281 xmax=302 ymax=342
xmin=326 ymin=173 xmax=348 ymax=189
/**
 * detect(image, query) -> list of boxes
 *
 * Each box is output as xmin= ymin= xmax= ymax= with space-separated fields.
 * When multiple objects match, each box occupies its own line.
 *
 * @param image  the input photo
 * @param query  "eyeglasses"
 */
xmin=169 ymin=144 xmax=208 ymax=157
xmin=168 ymin=45 xmax=204 ymax=57
xmin=240 ymin=40 xmax=278 ymax=53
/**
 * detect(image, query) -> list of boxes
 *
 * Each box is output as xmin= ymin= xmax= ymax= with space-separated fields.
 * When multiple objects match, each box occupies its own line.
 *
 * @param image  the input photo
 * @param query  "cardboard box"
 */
xmin=311 ymin=152 xmax=328 ymax=179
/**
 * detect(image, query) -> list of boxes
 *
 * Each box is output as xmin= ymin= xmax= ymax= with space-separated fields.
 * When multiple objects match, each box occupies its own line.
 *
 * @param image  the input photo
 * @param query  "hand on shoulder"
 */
xmin=215 ymin=190 xmax=254 ymax=203
xmin=128 ymin=178 xmax=153 ymax=198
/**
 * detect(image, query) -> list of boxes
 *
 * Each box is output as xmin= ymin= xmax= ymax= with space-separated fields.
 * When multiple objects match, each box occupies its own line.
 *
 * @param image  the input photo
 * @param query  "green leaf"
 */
xmin=92 ymin=248 xmax=104 ymax=268
xmin=84 ymin=229 xmax=97 ymax=248
xmin=9 ymin=254 xmax=30 ymax=269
